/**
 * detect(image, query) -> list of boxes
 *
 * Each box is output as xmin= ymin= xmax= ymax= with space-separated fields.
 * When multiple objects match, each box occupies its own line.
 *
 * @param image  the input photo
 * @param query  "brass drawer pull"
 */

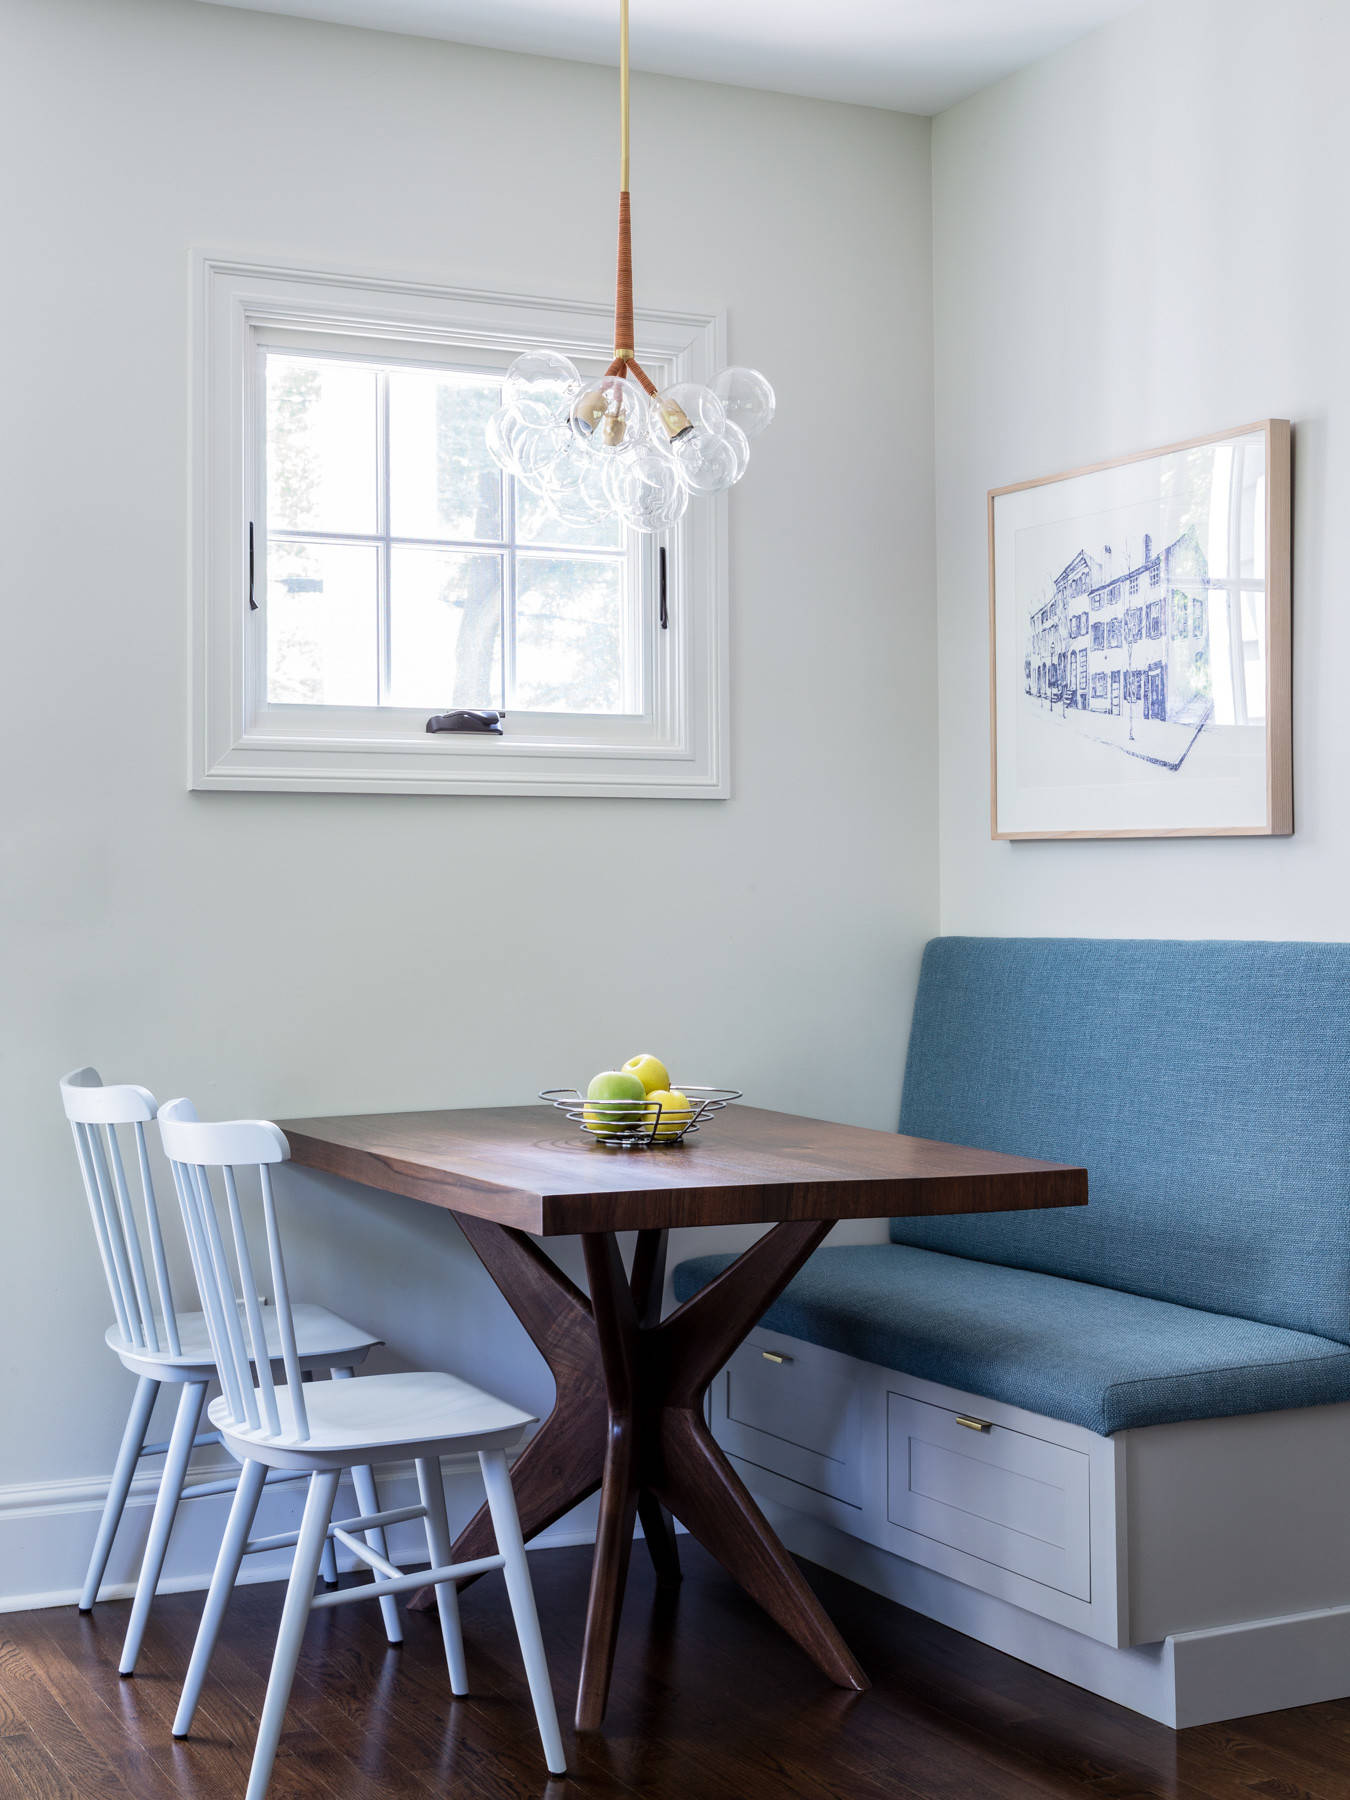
xmin=760 ymin=1350 xmax=793 ymax=1365
xmin=955 ymin=1414 xmax=993 ymax=1433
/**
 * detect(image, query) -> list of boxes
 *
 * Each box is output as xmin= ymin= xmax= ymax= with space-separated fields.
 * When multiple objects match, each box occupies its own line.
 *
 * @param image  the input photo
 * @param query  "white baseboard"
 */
xmin=0 ymin=1450 xmax=602 ymax=1616
xmin=761 ymin=1499 xmax=1350 ymax=1729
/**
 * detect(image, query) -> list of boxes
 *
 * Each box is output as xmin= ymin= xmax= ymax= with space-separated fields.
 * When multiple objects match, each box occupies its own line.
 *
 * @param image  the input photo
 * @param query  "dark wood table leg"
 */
xmin=408 ymin=1216 xmax=607 ymax=1607
xmin=629 ymin=1228 xmax=680 ymax=1587
xmin=574 ymin=1218 xmax=868 ymax=1729
xmin=434 ymin=1210 xmax=867 ymax=1730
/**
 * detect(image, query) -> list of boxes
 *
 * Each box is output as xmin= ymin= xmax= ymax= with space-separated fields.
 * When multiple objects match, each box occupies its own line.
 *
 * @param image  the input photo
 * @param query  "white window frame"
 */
xmin=191 ymin=256 xmax=729 ymax=797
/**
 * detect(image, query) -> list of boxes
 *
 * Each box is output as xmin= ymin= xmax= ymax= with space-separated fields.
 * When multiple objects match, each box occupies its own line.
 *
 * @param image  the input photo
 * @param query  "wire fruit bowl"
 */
xmin=539 ymin=1086 xmax=742 ymax=1148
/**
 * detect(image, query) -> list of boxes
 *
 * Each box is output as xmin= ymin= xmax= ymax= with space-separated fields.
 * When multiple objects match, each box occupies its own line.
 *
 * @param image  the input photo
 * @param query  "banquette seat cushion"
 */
xmin=670 ymin=1243 xmax=1350 ymax=1434
xmin=673 ymin=937 xmax=1350 ymax=1435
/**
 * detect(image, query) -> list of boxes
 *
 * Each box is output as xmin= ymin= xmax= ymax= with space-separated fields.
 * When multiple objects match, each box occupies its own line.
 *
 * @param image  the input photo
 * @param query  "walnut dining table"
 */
xmin=279 ymin=1102 xmax=1087 ymax=1731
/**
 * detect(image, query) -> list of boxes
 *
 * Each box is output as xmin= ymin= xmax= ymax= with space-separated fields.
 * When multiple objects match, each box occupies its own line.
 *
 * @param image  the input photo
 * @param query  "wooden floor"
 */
xmin=3 ymin=1539 xmax=1350 ymax=1799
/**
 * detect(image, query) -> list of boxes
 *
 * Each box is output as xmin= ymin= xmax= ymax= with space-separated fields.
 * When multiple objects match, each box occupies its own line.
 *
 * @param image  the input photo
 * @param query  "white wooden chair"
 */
xmin=60 ymin=1068 xmax=399 ymax=1674
xmin=157 ymin=1098 xmax=566 ymax=1798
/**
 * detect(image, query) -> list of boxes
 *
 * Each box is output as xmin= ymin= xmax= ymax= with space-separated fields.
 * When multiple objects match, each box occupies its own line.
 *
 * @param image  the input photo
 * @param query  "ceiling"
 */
xmin=194 ymin=0 xmax=1143 ymax=114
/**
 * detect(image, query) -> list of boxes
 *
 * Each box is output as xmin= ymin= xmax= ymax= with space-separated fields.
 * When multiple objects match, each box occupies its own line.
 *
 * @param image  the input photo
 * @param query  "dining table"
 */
xmin=279 ymin=1101 xmax=1087 ymax=1730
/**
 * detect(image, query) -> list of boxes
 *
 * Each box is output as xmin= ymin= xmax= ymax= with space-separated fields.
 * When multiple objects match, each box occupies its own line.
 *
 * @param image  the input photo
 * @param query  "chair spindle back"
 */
xmin=157 ymin=1100 xmax=309 ymax=1444
xmin=60 ymin=1067 xmax=181 ymax=1358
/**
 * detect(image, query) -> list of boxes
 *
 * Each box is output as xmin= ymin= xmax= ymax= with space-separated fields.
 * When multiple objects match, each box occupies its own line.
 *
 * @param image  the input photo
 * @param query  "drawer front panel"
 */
xmin=887 ymin=1391 xmax=1090 ymax=1599
xmin=717 ymin=1335 xmax=862 ymax=1506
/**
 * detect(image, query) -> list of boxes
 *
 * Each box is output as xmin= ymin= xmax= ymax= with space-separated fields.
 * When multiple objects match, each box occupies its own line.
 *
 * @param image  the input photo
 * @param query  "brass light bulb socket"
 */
xmin=574 ymin=388 xmax=609 ymax=436
xmin=600 ymin=413 xmax=628 ymax=448
xmin=657 ymin=398 xmax=694 ymax=442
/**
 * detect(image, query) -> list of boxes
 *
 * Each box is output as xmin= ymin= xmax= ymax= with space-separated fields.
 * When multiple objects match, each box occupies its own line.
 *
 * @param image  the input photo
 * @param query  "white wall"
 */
xmin=0 ymin=0 xmax=936 ymax=1599
xmin=932 ymin=0 xmax=1347 ymax=938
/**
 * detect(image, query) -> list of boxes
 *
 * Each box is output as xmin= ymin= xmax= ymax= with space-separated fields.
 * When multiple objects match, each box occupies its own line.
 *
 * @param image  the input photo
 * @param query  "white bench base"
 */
xmin=711 ymin=1324 xmax=1350 ymax=1725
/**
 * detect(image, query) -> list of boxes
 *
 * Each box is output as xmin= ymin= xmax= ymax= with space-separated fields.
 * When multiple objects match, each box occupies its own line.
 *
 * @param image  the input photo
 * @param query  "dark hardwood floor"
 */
xmin=2 ymin=1539 xmax=1349 ymax=1799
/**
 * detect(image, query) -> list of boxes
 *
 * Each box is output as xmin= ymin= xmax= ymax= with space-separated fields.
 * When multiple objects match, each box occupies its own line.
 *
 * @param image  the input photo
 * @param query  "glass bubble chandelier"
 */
xmin=485 ymin=0 xmax=775 ymax=534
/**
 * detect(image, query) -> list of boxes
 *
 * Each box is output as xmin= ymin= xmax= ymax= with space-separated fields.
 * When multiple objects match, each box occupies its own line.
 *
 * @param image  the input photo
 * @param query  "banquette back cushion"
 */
xmin=890 ymin=937 xmax=1350 ymax=1344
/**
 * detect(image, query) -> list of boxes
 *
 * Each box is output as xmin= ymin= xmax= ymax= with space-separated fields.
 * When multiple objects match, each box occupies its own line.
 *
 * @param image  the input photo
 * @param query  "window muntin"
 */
xmin=261 ymin=349 xmax=634 ymax=720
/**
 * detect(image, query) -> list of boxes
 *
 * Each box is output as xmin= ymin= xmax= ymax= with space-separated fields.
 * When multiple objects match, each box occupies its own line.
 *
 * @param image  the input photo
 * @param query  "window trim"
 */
xmin=191 ymin=256 xmax=729 ymax=797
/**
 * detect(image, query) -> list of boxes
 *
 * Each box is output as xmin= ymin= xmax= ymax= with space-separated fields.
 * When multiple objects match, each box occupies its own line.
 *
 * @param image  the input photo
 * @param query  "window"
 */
xmin=193 ymin=258 xmax=727 ymax=796
xmin=264 ymin=353 xmax=630 ymax=716
xmin=1128 ymin=570 xmax=1140 ymax=595
xmin=1091 ymin=621 xmax=1105 ymax=650
xmin=1107 ymin=618 xmax=1122 ymax=649
xmin=1124 ymin=670 xmax=1143 ymax=704
xmin=1091 ymin=672 xmax=1106 ymax=699
xmin=1146 ymin=599 xmax=1164 ymax=639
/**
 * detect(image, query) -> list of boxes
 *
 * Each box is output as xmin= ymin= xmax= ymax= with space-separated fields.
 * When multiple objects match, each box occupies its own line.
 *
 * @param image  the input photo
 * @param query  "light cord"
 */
xmin=619 ymin=0 xmax=630 ymax=193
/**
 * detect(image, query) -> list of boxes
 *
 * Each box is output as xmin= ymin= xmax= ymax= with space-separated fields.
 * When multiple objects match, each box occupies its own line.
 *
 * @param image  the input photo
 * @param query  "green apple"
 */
xmin=622 ymin=1053 xmax=671 ymax=1096
xmin=583 ymin=1069 xmax=648 ymax=1137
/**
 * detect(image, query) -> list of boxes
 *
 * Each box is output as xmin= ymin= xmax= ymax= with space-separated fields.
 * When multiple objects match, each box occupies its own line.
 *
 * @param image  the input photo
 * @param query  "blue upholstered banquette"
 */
xmin=673 ymin=939 xmax=1350 ymax=1435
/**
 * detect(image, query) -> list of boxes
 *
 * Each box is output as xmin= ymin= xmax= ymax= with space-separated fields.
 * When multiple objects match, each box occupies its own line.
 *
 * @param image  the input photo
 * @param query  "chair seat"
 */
xmin=671 ymin=1243 xmax=1350 ymax=1435
xmin=210 ymin=1369 xmax=535 ymax=1469
xmin=107 ymin=1302 xmax=381 ymax=1376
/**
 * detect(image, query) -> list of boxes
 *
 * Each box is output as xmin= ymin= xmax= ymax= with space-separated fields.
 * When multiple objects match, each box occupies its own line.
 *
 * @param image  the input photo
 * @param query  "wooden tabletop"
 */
xmin=279 ymin=1104 xmax=1087 ymax=1236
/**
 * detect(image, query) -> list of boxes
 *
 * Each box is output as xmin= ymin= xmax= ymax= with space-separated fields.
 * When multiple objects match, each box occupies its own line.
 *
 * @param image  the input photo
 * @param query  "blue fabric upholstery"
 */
xmin=892 ymin=938 xmax=1350 ymax=1345
xmin=670 ymin=1245 xmax=1350 ymax=1435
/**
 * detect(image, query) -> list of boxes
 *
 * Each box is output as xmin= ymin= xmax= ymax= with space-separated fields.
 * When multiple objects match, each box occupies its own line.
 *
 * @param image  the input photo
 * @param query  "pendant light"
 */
xmin=484 ymin=0 xmax=775 ymax=534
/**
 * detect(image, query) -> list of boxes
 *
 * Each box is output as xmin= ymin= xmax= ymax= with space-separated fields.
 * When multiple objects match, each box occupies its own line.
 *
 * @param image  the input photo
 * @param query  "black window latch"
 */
xmin=426 ymin=710 xmax=505 ymax=735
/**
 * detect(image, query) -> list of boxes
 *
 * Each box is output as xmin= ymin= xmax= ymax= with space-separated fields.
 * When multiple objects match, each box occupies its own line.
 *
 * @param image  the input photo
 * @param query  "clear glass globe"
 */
xmin=673 ymin=424 xmax=745 ymax=496
xmin=504 ymin=351 xmax=581 ymax=428
xmin=654 ymin=381 xmax=725 ymax=444
xmin=722 ymin=421 xmax=751 ymax=481
xmin=610 ymin=444 xmax=690 ymax=533
xmin=514 ymin=421 xmax=572 ymax=489
xmin=550 ymin=473 xmax=611 ymax=527
xmin=485 ymin=405 xmax=531 ymax=478
xmin=537 ymin=438 xmax=612 ymax=525
xmin=579 ymin=455 xmax=618 ymax=517
xmin=569 ymin=375 xmax=650 ymax=452
xmin=710 ymin=366 xmax=776 ymax=440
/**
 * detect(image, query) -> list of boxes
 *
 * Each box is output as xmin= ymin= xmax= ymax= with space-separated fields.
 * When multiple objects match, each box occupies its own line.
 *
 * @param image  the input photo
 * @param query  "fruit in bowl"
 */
xmin=622 ymin=1053 xmax=670 ymax=1095
xmin=583 ymin=1069 xmax=648 ymax=1137
xmin=648 ymin=1089 xmax=694 ymax=1139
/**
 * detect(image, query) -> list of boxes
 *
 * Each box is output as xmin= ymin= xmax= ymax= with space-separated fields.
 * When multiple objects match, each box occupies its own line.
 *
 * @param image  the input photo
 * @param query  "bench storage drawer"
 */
xmin=713 ymin=1331 xmax=863 ymax=1508
xmin=706 ymin=1333 xmax=1124 ymax=1645
xmin=886 ymin=1389 xmax=1091 ymax=1600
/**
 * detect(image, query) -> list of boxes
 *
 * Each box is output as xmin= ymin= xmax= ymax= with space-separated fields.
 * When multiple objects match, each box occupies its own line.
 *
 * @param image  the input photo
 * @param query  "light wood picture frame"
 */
xmin=989 ymin=420 xmax=1291 ymax=840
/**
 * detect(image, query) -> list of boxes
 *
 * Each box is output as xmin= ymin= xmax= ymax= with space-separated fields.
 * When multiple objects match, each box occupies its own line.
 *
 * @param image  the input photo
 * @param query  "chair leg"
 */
xmin=173 ymin=1458 xmax=267 ymax=1739
xmin=479 ymin=1448 xmax=566 ymax=1776
xmin=415 ymin=1457 xmax=467 ymax=1695
xmin=246 ymin=1468 xmax=340 ymax=1800
xmin=119 ymin=1380 xmax=207 ymax=1675
xmin=319 ymin=1528 xmax=340 ymax=1588
xmin=350 ymin=1461 xmax=403 ymax=1646
xmin=80 ymin=1375 xmax=159 ymax=1612
xmin=304 ymin=1373 xmax=340 ymax=1587
xmin=330 ymin=1366 xmax=402 ymax=1646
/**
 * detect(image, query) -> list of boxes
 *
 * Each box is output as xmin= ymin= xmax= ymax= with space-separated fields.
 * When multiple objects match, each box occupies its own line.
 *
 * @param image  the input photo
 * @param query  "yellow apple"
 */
xmin=648 ymin=1089 xmax=694 ymax=1140
xmin=622 ymin=1053 xmax=671 ymax=1095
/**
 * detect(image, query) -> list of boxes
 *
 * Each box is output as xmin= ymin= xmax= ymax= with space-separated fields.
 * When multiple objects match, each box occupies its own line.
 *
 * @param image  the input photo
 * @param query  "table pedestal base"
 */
xmin=413 ymin=1217 xmax=868 ymax=1730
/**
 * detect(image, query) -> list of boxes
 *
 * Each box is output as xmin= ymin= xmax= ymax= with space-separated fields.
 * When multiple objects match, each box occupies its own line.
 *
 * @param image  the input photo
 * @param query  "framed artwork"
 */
xmin=989 ymin=420 xmax=1291 ymax=840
